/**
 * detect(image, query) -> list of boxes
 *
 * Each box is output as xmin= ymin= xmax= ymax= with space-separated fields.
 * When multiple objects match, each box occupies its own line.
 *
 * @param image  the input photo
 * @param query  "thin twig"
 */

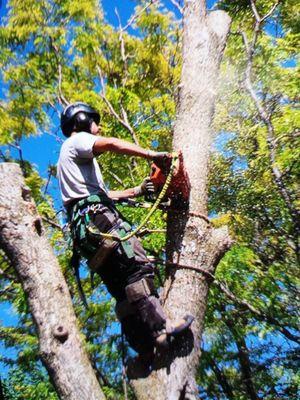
xmin=0 ymin=267 xmax=17 ymax=282
xmin=115 ymin=8 xmax=128 ymax=66
xmin=9 ymin=142 xmax=26 ymax=176
xmin=44 ymin=168 xmax=52 ymax=195
xmin=49 ymin=39 xmax=69 ymax=106
xmin=45 ymin=130 xmax=63 ymax=143
xmin=120 ymin=105 xmax=139 ymax=145
xmin=41 ymin=216 xmax=62 ymax=230
xmin=47 ymin=96 xmax=61 ymax=119
xmin=0 ymin=282 xmax=16 ymax=297
xmin=106 ymin=170 xmax=126 ymax=187
xmin=250 ymin=0 xmax=261 ymax=23
xmin=121 ymin=0 xmax=158 ymax=32
xmin=215 ymin=280 xmax=300 ymax=344
xmin=170 ymin=0 xmax=183 ymax=14
xmin=133 ymin=113 xmax=155 ymax=128
xmin=58 ymin=64 xmax=69 ymax=106
xmin=250 ymin=0 xmax=280 ymax=23
xmin=96 ymin=65 xmax=140 ymax=146
xmin=261 ymin=1 xmax=280 ymax=22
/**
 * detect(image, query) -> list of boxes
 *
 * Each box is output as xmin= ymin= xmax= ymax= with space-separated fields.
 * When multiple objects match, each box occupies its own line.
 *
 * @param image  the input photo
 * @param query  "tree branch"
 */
xmin=239 ymin=1 xmax=299 ymax=242
xmin=120 ymin=105 xmax=140 ymax=145
xmin=96 ymin=65 xmax=140 ymax=145
xmin=41 ymin=216 xmax=62 ymax=230
xmin=0 ymin=266 xmax=17 ymax=282
xmin=217 ymin=281 xmax=300 ymax=344
xmin=205 ymin=353 xmax=234 ymax=400
xmin=250 ymin=0 xmax=261 ymax=23
xmin=231 ymin=327 xmax=259 ymax=400
xmin=169 ymin=0 xmax=183 ymax=14
xmin=43 ymin=166 xmax=53 ymax=195
xmin=0 ymin=163 xmax=105 ymax=399
xmin=115 ymin=8 xmax=129 ymax=86
xmin=0 ymin=282 xmax=17 ymax=297
xmin=120 ymin=0 xmax=158 ymax=32
xmin=250 ymin=0 xmax=280 ymax=23
xmin=106 ymin=170 xmax=126 ymax=187
xmin=49 ymin=39 xmax=69 ymax=106
xmin=47 ymin=96 xmax=62 ymax=119
xmin=133 ymin=112 xmax=155 ymax=128
xmin=57 ymin=64 xmax=69 ymax=106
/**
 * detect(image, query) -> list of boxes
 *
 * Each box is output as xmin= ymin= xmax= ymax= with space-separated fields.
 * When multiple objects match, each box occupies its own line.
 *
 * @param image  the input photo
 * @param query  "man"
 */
xmin=57 ymin=102 xmax=193 ymax=357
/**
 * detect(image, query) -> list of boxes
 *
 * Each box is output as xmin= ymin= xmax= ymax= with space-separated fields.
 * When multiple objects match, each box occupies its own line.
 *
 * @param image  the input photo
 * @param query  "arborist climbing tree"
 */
xmin=57 ymin=102 xmax=194 ymax=359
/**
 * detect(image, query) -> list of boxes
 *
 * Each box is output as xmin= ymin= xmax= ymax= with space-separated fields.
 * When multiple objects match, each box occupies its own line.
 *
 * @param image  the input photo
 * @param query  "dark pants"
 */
xmin=74 ymin=201 xmax=166 ymax=354
xmin=84 ymin=203 xmax=154 ymax=300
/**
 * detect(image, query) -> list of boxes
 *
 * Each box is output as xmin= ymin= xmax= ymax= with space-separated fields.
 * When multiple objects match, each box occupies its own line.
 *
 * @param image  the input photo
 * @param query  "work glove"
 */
xmin=134 ymin=177 xmax=155 ymax=197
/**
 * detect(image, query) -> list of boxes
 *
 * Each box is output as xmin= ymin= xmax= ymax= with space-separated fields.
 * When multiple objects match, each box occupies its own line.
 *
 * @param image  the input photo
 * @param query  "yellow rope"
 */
xmin=100 ymin=152 xmax=178 ymax=242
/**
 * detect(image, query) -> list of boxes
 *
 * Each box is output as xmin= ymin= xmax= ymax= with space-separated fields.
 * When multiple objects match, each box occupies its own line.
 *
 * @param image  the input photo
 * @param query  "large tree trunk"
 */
xmin=0 ymin=163 xmax=105 ymax=400
xmin=131 ymin=2 xmax=231 ymax=399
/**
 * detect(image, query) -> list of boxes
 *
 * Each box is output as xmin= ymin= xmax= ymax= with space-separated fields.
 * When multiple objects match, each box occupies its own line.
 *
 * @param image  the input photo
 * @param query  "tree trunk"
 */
xmin=0 ymin=163 xmax=105 ymax=400
xmin=130 ymin=1 xmax=231 ymax=399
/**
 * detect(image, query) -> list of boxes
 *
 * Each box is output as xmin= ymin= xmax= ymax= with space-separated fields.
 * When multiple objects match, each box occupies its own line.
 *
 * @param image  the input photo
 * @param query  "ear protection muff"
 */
xmin=74 ymin=112 xmax=93 ymax=133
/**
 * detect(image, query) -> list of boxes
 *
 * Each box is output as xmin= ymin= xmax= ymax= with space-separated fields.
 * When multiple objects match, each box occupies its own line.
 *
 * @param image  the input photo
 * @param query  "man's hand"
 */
xmin=147 ymin=151 xmax=171 ymax=169
xmin=147 ymin=150 xmax=169 ymax=161
xmin=148 ymin=151 xmax=172 ymax=171
xmin=134 ymin=178 xmax=155 ymax=197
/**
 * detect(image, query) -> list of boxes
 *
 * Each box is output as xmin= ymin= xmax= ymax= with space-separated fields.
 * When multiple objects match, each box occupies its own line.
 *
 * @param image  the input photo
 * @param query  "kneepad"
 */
xmin=125 ymin=278 xmax=156 ymax=303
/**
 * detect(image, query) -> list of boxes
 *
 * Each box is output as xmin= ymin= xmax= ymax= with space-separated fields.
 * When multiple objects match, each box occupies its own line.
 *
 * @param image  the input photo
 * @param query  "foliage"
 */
xmin=0 ymin=0 xmax=299 ymax=399
xmin=2 ymin=365 xmax=58 ymax=400
xmin=201 ymin=0 xmax=300 ymax=398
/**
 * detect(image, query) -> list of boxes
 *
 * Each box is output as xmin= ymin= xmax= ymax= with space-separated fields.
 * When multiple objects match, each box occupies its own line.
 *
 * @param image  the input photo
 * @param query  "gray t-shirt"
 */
xmin=57 ymin=131 xmax=108 ymax=206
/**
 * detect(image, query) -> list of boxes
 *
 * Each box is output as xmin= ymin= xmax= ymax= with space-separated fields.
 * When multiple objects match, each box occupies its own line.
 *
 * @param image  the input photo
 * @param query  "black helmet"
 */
xmin=60 ymin=102 xmax=100 ymax=137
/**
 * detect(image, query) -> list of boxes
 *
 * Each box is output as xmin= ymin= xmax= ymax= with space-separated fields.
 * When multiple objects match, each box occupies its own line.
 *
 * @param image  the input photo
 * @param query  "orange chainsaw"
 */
xmin=147 ymin=152 xmax=190 ymax=204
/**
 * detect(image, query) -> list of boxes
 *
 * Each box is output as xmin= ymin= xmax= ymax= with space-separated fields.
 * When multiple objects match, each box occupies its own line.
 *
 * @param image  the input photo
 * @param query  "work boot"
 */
xmin=155 ymin=314 xmax=194 ymax=347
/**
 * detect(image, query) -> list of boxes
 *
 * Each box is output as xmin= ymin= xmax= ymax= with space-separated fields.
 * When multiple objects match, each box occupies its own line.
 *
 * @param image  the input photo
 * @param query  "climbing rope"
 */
xmin=99 ymin=152 xmax=179 ymax=243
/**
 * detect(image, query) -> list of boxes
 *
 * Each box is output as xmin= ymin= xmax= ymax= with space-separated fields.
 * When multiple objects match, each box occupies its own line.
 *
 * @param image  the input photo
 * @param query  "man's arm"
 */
xmin=108 ymin=178 xmax=155 ymax=201
xmin=92 ymin=136 xmax=163 ymax=160
xmin=108 ymin=188 xmax=137 ymax=201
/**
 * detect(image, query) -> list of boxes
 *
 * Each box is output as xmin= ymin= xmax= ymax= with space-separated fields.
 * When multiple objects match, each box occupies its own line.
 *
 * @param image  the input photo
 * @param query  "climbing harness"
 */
xmin=66 ymin=152 xmax=193 ymax=274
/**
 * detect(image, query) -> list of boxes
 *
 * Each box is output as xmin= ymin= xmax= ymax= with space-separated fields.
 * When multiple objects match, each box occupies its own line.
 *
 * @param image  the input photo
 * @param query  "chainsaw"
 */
xmin=146 ymin=152 xmax=190 ymax=204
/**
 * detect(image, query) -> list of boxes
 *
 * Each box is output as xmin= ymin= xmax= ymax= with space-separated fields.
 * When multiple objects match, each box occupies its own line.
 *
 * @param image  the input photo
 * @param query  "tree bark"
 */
xmin=0 ymin=163 xmax=105 ymax=400
xmin=130 ymin=1 xmax=231 ymax=399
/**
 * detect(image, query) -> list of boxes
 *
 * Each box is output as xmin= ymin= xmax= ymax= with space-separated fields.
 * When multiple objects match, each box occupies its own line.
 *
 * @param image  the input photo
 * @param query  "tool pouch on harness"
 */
xmin=88 ymin=220 xmax=134 ymax=271
xmin=76 ymin=212 xmax=135 ymax=272
xmin=68 ymin=193 xmax=134 ymax=269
